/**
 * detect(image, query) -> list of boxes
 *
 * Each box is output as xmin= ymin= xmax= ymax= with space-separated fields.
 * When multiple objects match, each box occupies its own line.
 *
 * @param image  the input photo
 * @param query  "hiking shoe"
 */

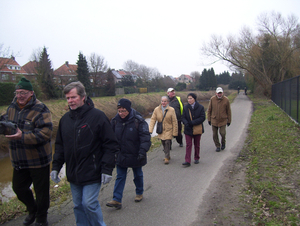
xmin=23 ymin=213 xmax=36 ymax=226
xmin=194 ymin=160 xmax=199 ymax=164
xmin=221 ymin=144 xmax=225 ymax=150
xmin=182 ymin=162 xmax=191 ymax=167
xmin=106 ymin=200 xmax=122 ymax=209
xmin=179 ymin=143 xmax=183 ymax=147
xmin=216 ymin=147 xmax=221 ymax=152
xmin=164 ymin=158 xmax=169 ymax=164
xmin=135 ymin=194 xmax=143 ymax=202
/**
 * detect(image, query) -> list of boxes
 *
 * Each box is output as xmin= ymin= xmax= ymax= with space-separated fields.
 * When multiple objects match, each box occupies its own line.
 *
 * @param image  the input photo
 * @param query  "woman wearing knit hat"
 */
xmin=181 ymin=93 xmax=206 ymax=167
xmin=106 ymin=98 xmax=151 ymax=209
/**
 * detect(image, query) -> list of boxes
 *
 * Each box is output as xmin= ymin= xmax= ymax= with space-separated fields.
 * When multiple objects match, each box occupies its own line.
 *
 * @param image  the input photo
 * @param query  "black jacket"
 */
xmin=52 ymin=97 xmax=119 ymax=185
xmin=169 ymin=96 xmax=183 ymax=121
xmin=182 ymin=102 xmax=206 ymax=136
xmin=111 ymin=109 xmax=151 ymax=168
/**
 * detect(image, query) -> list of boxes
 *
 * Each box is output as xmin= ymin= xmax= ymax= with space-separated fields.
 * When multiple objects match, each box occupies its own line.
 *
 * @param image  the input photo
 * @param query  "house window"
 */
xmin=12 ymin=75 xmax=16 ymax=81
xmin=2 ymin=74 xmax=9 ymax=80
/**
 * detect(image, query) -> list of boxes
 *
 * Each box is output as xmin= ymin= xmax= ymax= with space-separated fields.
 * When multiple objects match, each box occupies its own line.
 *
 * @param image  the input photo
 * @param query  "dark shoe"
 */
xmin=221 ymin=144 xmax=225 ymax=150
xmin=216 ymin=147 xmax=221 ymax=152
xmin=194 ymin=160 xmax=199 ymax=164
xmin=179 ymin=143 xmax=183 ymax=147
xmin=106 ymin=200 xmax=122 ymax=209
xmin=182 ymin=162 xmax=191 ymax=167
xmin=23 ymin=213 xmax=36 ymax=226
xmin=35 ymin=222 xmax=48 ymax=226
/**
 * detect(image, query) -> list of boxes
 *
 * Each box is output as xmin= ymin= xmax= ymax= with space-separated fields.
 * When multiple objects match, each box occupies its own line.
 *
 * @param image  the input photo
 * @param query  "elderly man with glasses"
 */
xmin=1 ymin=77 xmax=53 ymax=226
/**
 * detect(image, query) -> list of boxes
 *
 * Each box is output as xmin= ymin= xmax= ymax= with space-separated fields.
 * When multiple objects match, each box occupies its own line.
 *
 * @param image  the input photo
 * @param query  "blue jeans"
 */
xmin=70 ymin=182 xmax=106 ymax=226
xmin=113 ymin=165 xmax=144 ymax=203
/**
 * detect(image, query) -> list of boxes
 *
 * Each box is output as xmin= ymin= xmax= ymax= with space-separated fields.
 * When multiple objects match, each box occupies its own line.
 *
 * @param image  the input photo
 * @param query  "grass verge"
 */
xmin=240 ymin=95 xmax=300 ymax=225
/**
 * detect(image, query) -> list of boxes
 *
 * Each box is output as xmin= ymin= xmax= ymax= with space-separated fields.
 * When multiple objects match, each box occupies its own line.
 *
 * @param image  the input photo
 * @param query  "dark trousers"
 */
xmin=174 ymin=121 xmax=183 ymax=145
xmin=12 ymin=165 xmax=50 ymax=222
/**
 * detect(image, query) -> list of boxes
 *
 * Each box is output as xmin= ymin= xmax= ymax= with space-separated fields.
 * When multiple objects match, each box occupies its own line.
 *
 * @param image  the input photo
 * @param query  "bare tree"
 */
xmin=123 ymin=59 xmax=162 ymax=84
xmin=29 ymin=47 xmax=43 ymax=63
xmin=0 ymin=44 xmax=20 ymax=70
xmin=88 ymin=53 xmax=108 ymax=88
xmin=123 ymin=60 xmax=139 ymax=72
xmin=201 ymin=12 xmax=300 ymax=97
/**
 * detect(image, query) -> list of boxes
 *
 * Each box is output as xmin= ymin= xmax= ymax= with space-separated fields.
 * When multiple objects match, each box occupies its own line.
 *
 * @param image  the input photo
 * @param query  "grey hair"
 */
xmin=64 ymin=81 xmax=87 ymax=100
xmin=161 ymin=96 xmax=170 ymax=102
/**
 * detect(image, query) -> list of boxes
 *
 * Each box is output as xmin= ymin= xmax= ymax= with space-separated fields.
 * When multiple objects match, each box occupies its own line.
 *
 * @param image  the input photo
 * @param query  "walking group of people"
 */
xmin=1 ymin=78 xmax=231 ymax=226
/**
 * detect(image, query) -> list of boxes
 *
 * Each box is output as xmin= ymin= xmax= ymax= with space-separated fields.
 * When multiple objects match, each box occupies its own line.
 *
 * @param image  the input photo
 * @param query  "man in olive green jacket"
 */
xmin=207 ymin=87 xmax=232 ymax=152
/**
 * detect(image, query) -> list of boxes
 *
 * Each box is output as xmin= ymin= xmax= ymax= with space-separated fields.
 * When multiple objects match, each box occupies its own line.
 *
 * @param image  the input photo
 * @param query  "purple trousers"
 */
xmin=184 ymin=134 xmax=202 ymax=163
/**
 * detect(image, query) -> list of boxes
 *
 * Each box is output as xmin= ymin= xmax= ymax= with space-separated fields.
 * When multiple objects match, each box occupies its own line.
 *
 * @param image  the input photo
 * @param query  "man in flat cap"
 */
xmin=207 ymin=87 xmax=232 ymax=152
xmin=167 ymin=88 xmax=184 ymax=148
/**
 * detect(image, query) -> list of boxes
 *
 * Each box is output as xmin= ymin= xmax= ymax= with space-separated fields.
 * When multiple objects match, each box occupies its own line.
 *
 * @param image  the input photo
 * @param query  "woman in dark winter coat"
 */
xmin=106 ymin=98 xmax=151 ymax=210
xmin=181 ymin=93 xmax=206 ymax=167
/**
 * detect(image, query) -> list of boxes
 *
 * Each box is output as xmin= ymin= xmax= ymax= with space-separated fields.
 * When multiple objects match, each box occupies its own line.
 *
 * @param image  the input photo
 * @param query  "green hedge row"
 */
xmin=0 ymin=82 xmax=16 ymax=106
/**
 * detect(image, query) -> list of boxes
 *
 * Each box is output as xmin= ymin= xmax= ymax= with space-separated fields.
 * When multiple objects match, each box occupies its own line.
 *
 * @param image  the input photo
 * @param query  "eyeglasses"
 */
xmin=118 ymin=110 xmax=128 ymax=114
xmin=14 ymin=91 xmax=30 ymax=96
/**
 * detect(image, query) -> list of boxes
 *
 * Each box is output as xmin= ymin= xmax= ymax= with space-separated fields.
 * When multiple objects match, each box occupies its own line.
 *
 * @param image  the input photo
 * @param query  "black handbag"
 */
xmin=156 ymin=109 xmax=168 ymax=134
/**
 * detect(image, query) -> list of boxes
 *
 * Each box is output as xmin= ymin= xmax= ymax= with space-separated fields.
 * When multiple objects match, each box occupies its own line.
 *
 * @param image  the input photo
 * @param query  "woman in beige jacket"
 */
xmin=149 ymin=96 xmax=178 ymax=164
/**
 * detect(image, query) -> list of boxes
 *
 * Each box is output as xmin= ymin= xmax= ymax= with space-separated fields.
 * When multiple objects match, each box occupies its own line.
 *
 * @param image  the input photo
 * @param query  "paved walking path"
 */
xmin=3 ymin=93 xmax=252 ymax=226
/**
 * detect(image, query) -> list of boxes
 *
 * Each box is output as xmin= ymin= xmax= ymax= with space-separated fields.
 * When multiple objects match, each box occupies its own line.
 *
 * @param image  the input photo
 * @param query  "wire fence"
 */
xmin=271 ymin=75 xmax=300 ymax=124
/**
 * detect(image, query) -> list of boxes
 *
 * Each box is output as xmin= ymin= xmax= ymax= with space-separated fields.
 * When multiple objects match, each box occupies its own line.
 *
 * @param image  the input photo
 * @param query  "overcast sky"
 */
xmin=1 ymin=0 xmax=300 ymax=77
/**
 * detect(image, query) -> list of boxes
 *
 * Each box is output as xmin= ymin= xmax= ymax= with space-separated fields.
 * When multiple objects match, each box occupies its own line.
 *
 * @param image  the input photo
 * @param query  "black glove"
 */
xmin=137 ymin=153 xmax=146 ymax=162
xmin=188 ymin=121 xmax=193 ymax=126
xmin=227 ymin=123 xmax=230 ymax=127
xmin=208 ymin=121 xmax=211 ymax=126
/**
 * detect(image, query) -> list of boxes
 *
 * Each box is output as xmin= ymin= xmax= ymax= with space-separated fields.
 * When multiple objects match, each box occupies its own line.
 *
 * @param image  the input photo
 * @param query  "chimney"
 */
xmin=65 ymin=61 xmax=69 ymax=67
xmin=11 ymin=55 xmax=15 ymax=61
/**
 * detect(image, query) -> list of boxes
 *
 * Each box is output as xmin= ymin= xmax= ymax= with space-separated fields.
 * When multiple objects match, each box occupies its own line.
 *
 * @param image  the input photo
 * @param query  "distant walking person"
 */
xmin=149 ymin=96 xmax=178 ymax=164
xmin=106 ymin=99 xmax=151 ymax=210
xmin=51 ymin=81 xmax=119 ymax=226
xmin=207 ymin=87 xmax=232 ymax=152
xmin=167 ymin=88 xmax=183 ymax=147
xmin=181 ymin=93 xmax=205 ymax=167
xmin=1 ymin=77 xmax=52 ymax=226
xmin=237 ymin=86 xmax=240 ymax=94
xmin=244 ymin=87 xmax=247 ymax=95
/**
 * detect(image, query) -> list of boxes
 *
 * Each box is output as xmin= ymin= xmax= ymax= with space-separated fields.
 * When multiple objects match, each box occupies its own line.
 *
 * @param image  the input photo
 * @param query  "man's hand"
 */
xmin=208 ymin=121 xmax=211 ymax=126
xmin=6 ymin=128 xmax=22 ymax=140
xmin=137 ymin=153 xmax=146 ymax=162
xmin=101 ymin=174 xmax=112 ymax=184
xmin=227 ymin=123 xmax=230 ymax=127
xmin=50 ymin=170 xmax=61 ymax=183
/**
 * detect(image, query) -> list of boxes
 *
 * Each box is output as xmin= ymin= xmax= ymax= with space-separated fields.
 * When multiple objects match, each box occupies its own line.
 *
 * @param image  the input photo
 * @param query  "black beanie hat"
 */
xmin=16 ymin=77 xmax=33 ymax=91
xmin=187 ymin=93 xmax=197 ymax=100
xmin=117 ymin=98 xmax=132 ymax=113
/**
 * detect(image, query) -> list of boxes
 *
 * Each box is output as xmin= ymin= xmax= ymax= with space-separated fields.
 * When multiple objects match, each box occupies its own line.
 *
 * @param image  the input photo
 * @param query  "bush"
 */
xmin=0 ymin=83 xmax=16 ymax=106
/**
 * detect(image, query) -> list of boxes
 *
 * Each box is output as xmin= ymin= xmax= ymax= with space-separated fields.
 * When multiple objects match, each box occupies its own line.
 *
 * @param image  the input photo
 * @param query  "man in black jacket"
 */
xmin=167 ymin=88 xmax=184 ymax=147
xmin=106 ymin=98 xmax=151 ymax=210
xmin=51 ymin=81 xmax=119 ymax=226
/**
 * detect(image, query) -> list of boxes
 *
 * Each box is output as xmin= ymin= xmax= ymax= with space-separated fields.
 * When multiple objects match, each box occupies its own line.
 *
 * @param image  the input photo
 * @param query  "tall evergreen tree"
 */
xmin=105 ymin=69 xmax=116 ymax=96
xmin=207 ymin=68 xmax=217 ymax=88
xmin=76 ymin=52 xmax=91 ymax=94
xmin=217 ymin=71 xmax=231 ymax=84
xmin=36 ymin=46 xmax=58 ymax=99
